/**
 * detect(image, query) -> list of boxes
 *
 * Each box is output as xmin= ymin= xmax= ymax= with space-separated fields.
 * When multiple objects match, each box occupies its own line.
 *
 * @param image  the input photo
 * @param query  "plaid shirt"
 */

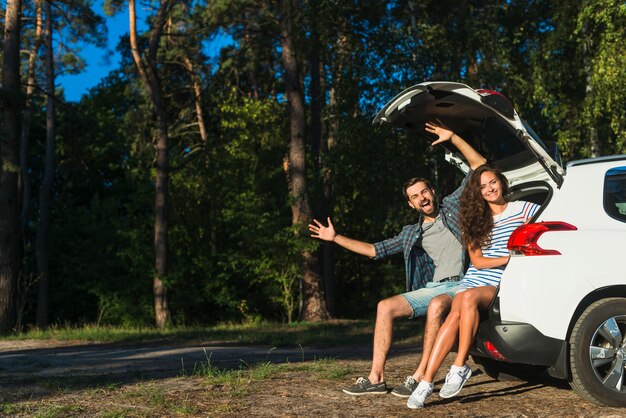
xmin=373 ymin=172 xmax=471 ymax=292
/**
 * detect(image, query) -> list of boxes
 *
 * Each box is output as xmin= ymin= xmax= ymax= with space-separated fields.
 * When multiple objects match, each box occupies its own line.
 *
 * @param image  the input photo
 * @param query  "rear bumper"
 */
xmin=472 ymin=298 xmax=569 ymax=379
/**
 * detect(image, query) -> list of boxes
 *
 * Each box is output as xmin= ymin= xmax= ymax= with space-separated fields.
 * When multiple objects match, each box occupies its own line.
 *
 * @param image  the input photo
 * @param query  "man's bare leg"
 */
xmin=411 ymin=294 xmax=453 ymax=382
xmin=367 ymin=294 xmax=413 ymax=384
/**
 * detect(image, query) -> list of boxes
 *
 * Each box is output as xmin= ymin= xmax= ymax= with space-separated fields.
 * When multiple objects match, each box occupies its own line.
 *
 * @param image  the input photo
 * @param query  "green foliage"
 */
xmin=164 ymin=88 xmax=297 ymax=324
xmin=525 ymin=0 xmax=626 ymax=158
xmin=33 ymin=74 xmax=157 ymax=327
xmin=15 ymin=0 xmax=626 ymax=329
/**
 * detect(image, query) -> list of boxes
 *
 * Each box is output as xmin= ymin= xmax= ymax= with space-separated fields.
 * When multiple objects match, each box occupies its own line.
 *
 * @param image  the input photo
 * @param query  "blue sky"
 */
xmin=57 ymin=3 xmax=231 ymax=102
xmin=57 ymin=5 xmax=133 ymax=102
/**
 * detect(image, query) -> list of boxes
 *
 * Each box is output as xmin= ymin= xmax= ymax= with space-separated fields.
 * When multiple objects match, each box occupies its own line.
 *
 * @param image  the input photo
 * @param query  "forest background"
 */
xmin=0 ymin=0 xmax=625 ymax=334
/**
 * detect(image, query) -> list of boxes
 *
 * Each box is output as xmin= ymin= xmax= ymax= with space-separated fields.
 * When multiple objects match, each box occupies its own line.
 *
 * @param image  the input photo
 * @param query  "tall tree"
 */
xmin=19 ymin=0 xmax=43 ymax=229
xmin=280 ymin=0 xmax=329 ymax=321
xmin=0 ymin=0 xmax=22 ymax=334
xmin=35 ymin=0 xmax=57 ymax=328
xmin=32 ymin=0 xmax=106 ymax=327
xmin=306 ymin=0 xmax=335 ymax=315
xmin=128 ymin=0 xmax=173 ymax=328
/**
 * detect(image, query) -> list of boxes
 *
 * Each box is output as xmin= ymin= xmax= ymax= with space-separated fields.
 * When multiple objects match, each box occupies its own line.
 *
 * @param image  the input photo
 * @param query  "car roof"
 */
xmin=567 ymin=155 xmax=626 ymax=168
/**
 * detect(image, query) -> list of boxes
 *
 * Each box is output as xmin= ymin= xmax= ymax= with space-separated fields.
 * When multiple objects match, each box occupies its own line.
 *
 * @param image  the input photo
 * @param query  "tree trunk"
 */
xmin=20 ymin=0 xmax=43 ymax=228
xmin=280 ymin=0 xmax=329 ymax=321
xmin=36 ymin=0 xmax=56 ymax=328
xmin=153 ymin=115 xmax=170 ymax=328
xmin=319 ymin=27 xmax=353 ymax=318
xmin=308 ymin=14 xmax=335 ymax=316
xmin=129 ymin=0 xmax=171 ymax=328
xmin=309 ymin=16 xmax=322 ymax=163
xmin=0 ymin=0 xmax=22 ymax=334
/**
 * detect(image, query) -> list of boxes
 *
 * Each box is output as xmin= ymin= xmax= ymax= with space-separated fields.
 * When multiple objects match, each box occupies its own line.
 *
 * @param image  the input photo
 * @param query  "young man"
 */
xmin=309 ymin=122 xmax=486 ymax=397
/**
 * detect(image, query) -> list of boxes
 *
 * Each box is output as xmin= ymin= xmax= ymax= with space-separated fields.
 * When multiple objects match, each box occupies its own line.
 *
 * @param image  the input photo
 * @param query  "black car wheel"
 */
xmin=570 ymin=298 xmax=626 ymax=406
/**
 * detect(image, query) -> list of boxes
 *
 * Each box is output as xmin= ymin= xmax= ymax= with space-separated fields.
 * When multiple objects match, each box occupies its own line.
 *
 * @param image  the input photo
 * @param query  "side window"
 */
xmin=604 ymin=166 xmax=626 ymax=222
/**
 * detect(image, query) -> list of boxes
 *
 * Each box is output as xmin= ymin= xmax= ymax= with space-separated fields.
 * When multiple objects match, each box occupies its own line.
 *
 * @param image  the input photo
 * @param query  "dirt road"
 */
xmin=1 ymin=339 xmax=625 ymax=416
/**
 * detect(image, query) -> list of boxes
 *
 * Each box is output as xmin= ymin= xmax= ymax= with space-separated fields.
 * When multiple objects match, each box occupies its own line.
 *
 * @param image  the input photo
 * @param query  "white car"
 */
xmin=374 ymin=81 xmax=626 ymax=406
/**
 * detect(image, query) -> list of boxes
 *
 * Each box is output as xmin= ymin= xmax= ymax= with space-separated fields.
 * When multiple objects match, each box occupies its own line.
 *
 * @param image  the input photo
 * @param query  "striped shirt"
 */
xmin=457 ymin=200 xmax=539 ymax=292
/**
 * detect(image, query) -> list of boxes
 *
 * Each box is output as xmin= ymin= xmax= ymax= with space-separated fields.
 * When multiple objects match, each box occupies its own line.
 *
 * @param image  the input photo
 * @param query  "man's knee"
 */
xmin=377 ymin=295 xmax=411 ymax=319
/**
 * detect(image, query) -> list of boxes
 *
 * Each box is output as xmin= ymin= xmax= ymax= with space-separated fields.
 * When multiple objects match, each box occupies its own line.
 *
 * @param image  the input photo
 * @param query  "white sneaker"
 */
xmin=439 ymin=364 xmax=472 ymax=398
xmin=406 ymin=380 xmax=433 ymax=409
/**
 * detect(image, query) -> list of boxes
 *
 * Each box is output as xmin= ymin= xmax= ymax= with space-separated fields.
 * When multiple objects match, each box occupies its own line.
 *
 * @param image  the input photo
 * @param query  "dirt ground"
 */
xmin=1 ymin=339 xmax=626 ymax=417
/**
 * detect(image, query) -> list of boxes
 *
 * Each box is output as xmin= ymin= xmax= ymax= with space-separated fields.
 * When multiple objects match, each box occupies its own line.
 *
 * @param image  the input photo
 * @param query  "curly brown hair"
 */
xmin=460 ymin=165 xmax=510 ymax=251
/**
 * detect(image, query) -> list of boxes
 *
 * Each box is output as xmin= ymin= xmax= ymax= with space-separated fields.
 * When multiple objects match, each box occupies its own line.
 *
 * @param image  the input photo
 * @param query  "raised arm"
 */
xmin=425 ymin=122 xmax=487 ymax=170
xmin=309 ymin=217 xmax=376 ymax=258
xmin=468 ymin=246 xmax=509 ymax=270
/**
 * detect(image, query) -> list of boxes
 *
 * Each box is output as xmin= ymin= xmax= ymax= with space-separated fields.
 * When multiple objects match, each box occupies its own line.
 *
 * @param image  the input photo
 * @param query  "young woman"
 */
xmin=407 ymin=165 xmax=539 ymax=409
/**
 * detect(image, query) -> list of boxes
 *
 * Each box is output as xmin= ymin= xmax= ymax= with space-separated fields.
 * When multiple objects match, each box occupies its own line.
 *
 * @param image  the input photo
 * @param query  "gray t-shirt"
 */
xmin=420 ymin=214 xmax=463 ymax=282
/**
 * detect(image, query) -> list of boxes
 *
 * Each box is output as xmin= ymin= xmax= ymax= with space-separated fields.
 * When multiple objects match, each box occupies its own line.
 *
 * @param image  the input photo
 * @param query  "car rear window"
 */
xmin=604 ymin=166 xmax=626 ymax=222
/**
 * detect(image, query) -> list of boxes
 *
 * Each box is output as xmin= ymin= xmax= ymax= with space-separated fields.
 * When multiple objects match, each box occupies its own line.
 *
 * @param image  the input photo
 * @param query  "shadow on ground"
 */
xmin=0 ymin=338 xmax=575 ymax=408
xmin=0 ymin=339 xmax=420 ymax=401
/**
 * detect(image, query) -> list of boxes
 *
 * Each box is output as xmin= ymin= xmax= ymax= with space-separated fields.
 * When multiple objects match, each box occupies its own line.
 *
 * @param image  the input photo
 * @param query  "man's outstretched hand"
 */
xmin=309 ymin=217 xmax=336 ymax=241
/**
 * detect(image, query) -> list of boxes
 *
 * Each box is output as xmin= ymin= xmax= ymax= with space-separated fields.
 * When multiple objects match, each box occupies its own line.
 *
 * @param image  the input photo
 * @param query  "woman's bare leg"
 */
xmin=453 ymin=286 xmax=497 ymax=367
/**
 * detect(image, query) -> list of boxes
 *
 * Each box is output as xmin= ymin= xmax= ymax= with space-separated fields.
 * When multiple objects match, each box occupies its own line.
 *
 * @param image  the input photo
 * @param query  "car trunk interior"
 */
xmin=385 ymin=89 xmax=556 ymax=177
xmin=507 ymin=180 xmax=553 ymax=219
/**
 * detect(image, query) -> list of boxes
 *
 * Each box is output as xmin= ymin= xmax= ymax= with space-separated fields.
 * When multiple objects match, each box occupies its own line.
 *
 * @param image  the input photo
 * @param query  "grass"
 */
xmin=2 ymin=319 xmax=424 ymax=347
xmin=188 ymin=349 xmax=287 ymax=394
xmin=192 ymin=349 xmax=353 ymax=385
xmin=38 ymin=375 xmax=123 ymax=393
xmin=183 ymin=346 xmax=353 ymax=407
xmin=1 ymin=319 xmax=422 ymax=416
xmin=172 ymin=395 xmax=201 ymax=415
xmin=2 ymin=357 xmax=353 ymax=416
xmin=191 ymin=354 xmax=355 ymax=413
xmin=7 ymin=403 xmax=85 ymax=418
xmin=304 ymin=357 xmax=353 ymax=380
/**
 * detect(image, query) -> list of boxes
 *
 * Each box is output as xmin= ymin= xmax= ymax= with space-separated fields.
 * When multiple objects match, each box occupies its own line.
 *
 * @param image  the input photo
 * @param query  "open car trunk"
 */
xmin=373 ymin=82 xmax=564 ymax=190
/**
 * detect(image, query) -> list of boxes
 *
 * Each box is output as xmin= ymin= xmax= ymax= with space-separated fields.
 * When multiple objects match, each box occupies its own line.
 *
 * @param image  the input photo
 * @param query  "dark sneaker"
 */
xmin=439 ymin=364 xmax=472 ymax=398
xmin=342 ymin=377 xmax=388 ymax=395
xmin=391 ymin=376 xmax=418 ymax=398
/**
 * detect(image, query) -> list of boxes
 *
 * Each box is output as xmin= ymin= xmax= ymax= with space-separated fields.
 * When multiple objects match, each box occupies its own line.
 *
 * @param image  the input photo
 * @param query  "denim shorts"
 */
xmin=401 ymin=281 xmax=460 ymax=319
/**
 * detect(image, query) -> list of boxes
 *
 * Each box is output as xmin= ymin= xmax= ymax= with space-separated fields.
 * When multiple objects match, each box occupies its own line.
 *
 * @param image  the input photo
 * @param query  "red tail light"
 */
xmin=485 ymin=341 xmax=507 ymax=361
xmin=508 ymin=222 xmax=577 ymax=256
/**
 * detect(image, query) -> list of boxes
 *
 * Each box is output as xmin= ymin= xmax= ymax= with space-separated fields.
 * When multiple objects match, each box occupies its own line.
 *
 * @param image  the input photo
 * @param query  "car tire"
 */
xmin=570 ymin=298 xmax=626 ymax=406
xmin=471 ymin=355 xmax=546 ymax=382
